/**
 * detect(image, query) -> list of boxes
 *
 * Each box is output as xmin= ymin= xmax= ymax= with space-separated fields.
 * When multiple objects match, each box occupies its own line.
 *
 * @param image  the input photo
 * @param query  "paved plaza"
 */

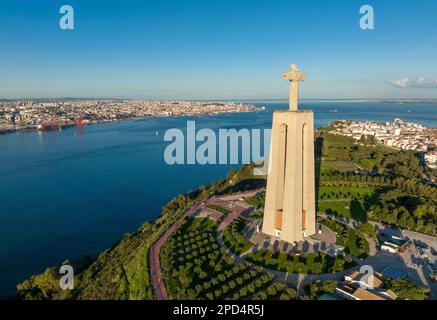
xmin=242 ymin=219 xmax=337 ymax=255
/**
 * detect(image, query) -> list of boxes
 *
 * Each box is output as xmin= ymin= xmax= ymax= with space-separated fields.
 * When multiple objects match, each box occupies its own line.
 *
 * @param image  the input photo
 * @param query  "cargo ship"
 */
xmin=37 ymin=118 xmax=61 ymax=131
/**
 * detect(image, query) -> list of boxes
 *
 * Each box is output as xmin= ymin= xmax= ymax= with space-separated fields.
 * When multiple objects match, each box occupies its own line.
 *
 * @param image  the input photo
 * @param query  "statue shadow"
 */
xmin=273 ymin=240 xmax=279 ymax=252
xmin=245 ymin=226 xmax=254 ymax=239
xmin=302 ymin=241 xmax=310 ymax=253
xmin=320 ymin=242 xmax=327 ymax=251
xmin=315 ymin=136 xmax=323 ymax=213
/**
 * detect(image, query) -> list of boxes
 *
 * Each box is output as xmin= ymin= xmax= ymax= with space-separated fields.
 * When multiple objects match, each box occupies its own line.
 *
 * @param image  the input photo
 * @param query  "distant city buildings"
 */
xmin=330 ymin=119 xmax=437 ymax=169
xmin=0 ymin=100 xmax=256 ymax=134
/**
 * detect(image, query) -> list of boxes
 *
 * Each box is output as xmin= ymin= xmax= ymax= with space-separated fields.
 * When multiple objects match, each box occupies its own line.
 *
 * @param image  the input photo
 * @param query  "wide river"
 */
xmin=0 ymin=101 xmax=436 ymax=295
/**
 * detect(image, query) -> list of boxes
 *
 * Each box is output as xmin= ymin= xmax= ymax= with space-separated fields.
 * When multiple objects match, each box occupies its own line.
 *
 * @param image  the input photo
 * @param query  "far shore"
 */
xmin=0 ymin=109 xmax=261 ymax=136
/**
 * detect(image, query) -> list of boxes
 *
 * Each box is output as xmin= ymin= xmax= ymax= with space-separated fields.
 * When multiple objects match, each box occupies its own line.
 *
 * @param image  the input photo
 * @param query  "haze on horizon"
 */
xmin=1 ymin=0 xmax=437 ymax=100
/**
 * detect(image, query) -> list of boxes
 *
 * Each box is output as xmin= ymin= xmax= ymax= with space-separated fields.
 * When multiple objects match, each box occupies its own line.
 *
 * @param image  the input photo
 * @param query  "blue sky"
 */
xmin=1 ymin=0 xmax=436 ymax=99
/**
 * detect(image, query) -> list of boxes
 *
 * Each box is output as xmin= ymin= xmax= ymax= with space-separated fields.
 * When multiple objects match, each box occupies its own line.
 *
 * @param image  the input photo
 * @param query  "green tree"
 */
xmin=385 ymin=279 xmax=429 ymax=300
xmin=320 ymin=280 xmax=338 ymax=293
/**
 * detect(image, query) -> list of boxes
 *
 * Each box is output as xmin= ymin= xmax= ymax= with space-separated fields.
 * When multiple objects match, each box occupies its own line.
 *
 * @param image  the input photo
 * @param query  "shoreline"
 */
xmin=0 ymin=109 xmax=261 ymax=137
xmin=7 ymin=128 xmax=437 ymax=299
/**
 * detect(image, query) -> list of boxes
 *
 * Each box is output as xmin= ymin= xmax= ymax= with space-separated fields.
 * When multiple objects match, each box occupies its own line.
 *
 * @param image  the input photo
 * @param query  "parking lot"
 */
xmin=361 ymin=221 xmax=437 ymax=299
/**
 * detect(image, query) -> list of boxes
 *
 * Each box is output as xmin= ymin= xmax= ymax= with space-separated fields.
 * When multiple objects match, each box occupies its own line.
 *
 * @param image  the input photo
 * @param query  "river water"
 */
xmin=0 ymin=101 xmax=435 ymax=295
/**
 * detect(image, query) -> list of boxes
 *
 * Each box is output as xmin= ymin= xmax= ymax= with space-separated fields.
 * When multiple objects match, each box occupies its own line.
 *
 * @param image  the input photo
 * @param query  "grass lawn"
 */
xmin=320 ymin=160 xmax=358 ymax=173
xmin=318 ymin=186 xmax=373 ymax=200
xmin=320 ymin=218 xmax=369 ymax=259
xmin=317 ymin=186 xmax=372 ymax=222
xmin=345 ymin=230 xmax=369 ymax=258
xmin=207 ymin=204 xmax=232 ymax=215
xmin=178 ymin=216 xmax=217 ymax=233
xmin=246 ymin=250 xmax=356 ymax=274
xmin=318 ymin=200 xmax=352 ymax=217
xmin=223 ymin=217 xmax=254 ymax=255
xmin=244 ymin=194 xmax=265 ymax=208
xmin=317 ymin=200 xmax=367 ymax=222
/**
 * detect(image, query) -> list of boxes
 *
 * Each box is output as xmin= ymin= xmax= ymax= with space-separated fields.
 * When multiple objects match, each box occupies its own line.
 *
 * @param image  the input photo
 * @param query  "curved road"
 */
xmin=149 ymin=202 xmax=201 ymax=300
xmin=149 ymin=189 xmax=263 ymax=300
xmin=149 ymin=191 xmax=374 ymax=299
xmin=216 ymin=212 xmax=371 ymax=295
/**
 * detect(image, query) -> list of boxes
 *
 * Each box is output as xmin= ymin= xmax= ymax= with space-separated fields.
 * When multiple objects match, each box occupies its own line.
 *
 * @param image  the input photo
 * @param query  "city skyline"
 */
xmin=1 ymin=0 xmax=437 ymax=100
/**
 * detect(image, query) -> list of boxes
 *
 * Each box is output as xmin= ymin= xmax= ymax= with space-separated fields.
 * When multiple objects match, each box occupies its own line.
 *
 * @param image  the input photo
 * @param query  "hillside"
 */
xmin=316 ymin=125 xmax=437 ymax=235
xmin=15 ymin=165 xmax=263 ymax=300
xmin=14 ymin=124 xmax=436 ymax=300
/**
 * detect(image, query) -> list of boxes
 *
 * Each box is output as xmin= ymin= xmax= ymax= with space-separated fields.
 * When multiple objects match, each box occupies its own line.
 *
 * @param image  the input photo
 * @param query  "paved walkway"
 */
xmin=149 ymin=202 xmax=201 ymax=300
xmin=243 ymin=219 xmax=337 ymax=255
xmin=149 ymin=189 xmax=263 ymax=300
xmin=150 ymin=189 xmax=437 ymax=299
xmin=316 ymin=213 xmax=437 ymax=299
xmin=216 ymin=211 xmax=367 ymax=295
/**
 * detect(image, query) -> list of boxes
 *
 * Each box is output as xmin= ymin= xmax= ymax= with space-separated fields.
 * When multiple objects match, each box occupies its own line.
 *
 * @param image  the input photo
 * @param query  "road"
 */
xmin=149 ymin=191 xmax=437 ymax=300
xmin=149 ymin=189 xmax=262 ymax=300
xmin=320 ymin=213 xmax=437 ymax=299
xmin=216 ymin=211 xmax=365 ymax=295
xmin=149 ymin=202 xmax=201 ymax=300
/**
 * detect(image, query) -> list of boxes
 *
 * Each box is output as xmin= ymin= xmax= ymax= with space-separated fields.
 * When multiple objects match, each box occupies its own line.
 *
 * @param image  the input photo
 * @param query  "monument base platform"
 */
xmin=243 ymin=219 xmax=336 ymax=255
